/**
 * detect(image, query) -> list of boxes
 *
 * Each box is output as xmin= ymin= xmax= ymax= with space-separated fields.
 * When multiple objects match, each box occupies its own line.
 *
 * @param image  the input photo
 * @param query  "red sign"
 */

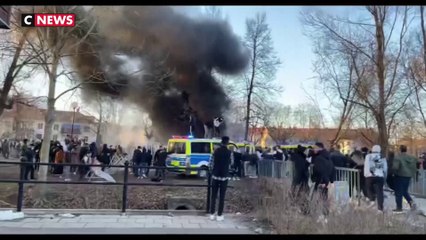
xmin=21 ymin=13 xmax=75 ymax=27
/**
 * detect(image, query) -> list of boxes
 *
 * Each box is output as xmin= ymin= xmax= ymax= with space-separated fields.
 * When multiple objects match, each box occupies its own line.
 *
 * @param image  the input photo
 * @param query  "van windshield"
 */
xmin=191 ymin=142 xmax=211 ymax=154
xmin=168 ymin=142 xmax=186 ymax=154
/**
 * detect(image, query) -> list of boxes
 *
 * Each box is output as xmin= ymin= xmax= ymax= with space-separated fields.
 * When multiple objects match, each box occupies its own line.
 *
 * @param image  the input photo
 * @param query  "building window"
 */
xmin=35 ymin=134 xmax=42 ymax=140
xmin=52 ymin=135 xmax=58 ymax=141
xmin=53 ymin=124 xmax=59 ymax=131
xmin=84 ymin=126 xmax=90 ymax=133
xmin=37 ymin=123 xmax=43 ymax=129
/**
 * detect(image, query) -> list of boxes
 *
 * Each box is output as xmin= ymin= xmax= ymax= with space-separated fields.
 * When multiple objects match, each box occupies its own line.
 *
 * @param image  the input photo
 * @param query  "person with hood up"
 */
xmin=391 ymin=145 xmax=417 ymax=213
xmin=364 ymin=145 xmax=387 ymax=211
xmin=291 ymin=145 xmax=310 ymax=196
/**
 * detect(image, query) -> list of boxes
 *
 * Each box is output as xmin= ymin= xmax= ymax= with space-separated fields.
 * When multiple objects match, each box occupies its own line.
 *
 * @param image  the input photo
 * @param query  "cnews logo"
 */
xmin=21 ymin=14 xmax=75 ymax=27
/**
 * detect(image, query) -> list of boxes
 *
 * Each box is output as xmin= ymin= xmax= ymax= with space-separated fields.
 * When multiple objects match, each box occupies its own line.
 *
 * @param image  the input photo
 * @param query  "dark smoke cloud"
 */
xmin=69 ymin=6 xmax=249 ymax=142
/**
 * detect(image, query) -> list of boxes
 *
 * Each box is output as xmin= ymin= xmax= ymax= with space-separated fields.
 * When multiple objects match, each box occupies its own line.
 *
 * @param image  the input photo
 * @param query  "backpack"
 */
xmin=369 ymin=154 xmax=384 ymax=176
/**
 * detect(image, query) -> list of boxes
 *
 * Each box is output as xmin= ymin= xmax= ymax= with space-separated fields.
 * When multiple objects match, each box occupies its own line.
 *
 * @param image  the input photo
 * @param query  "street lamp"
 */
xmin=70 ymin=102 xmax=79 ymax=140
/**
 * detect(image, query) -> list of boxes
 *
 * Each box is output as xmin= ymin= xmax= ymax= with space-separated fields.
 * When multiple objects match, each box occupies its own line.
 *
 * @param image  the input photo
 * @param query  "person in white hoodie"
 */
xmin=364 ymin=145 xmax=387 ymax=211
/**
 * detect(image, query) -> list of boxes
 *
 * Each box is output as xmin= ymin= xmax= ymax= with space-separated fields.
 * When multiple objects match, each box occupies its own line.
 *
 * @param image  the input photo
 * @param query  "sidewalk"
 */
xmin=0 ymin=214 xmax=254 ymax=234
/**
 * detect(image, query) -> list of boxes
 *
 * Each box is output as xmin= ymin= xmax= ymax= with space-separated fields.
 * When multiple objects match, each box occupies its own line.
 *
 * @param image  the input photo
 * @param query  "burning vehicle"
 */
xmin=58 ymin=6 xmax=249 ymax=142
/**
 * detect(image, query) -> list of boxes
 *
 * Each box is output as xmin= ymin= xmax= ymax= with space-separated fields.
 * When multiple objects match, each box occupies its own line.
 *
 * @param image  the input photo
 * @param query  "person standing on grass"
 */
xmin=291 ymin=145 xmax=310 ymax=196
xmin=364 ymin=145 xmax=387 ymax=212
xmin=209 ymin=136 xmax=232 ymax=222
xmin=310 ymin=142 xmax=335 ymax=217
xmin=391 ymin=145 xmax=417 ymax=213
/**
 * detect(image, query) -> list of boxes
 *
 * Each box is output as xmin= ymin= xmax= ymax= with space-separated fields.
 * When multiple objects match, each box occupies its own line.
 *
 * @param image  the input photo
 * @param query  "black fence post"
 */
xmin=17 ymin=161 xmax=25 ymax=212
xmin=122 ymin=161 xmax=129 ymax=213
xmin=206 ymin=170 xmax=212 ymax=213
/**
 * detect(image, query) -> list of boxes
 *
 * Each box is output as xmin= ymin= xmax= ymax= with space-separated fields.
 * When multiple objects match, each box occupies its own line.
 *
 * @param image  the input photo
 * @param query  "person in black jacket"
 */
xmin=140 ymin=147 xmax=149 ymax=179
xmin=100 ymin=144 xmax=111 ymax=171
xmin=209 ymin=136 xmax=232 ymax=222
xmin=329 ymin=145 xmax=348 ymax=168
xmin=132 ymin=146 xmax=143 ymax=178
xmin=311 ymin=142 xmax=335 ymax=214
xmin=131 ymin=147 xmax=139 ymax=176
xmin=34 ymin=141 xmax=41 ymax=171
xmin=232 ymin=149 xmax=242 ymax=179
xmin=291 ymin=145 xmax=310 ymax=195
xmin=273 ymin=146 xmax=284 ymax=161
xmin=154 ymin=146 xmax=167 ymax=181
xmin=89 ymin=142 xmax=98 ymax=164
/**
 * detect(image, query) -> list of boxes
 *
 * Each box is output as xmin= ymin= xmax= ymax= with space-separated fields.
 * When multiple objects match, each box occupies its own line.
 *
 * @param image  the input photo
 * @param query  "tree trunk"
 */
xmin=244 ymin=91 xmax=252 ymax=141
xmin=96 ymin=95 xmax=103 ymax=145
xmin=374 ymin=7 xmax=388 ymax=154
xmin=38 ymin=55 xmax=59 ymax=182
xmin=244 ymin=41 xmax=257 ymax=141
xmin=376 ymin=113 xmax=388 ymax=154
xmin=0 ymin=34 xmax=27 ymax=117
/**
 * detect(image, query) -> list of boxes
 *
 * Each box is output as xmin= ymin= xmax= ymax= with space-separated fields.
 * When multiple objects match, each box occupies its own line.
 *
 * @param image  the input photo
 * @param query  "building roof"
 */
xmin=250 ymin=127 xmax=378 ymax=146
xmin=0 ymin=101 xmax=96 ymax=124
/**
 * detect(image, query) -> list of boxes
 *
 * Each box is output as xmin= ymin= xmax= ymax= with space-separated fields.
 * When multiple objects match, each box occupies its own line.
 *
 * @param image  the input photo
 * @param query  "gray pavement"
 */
xmin=0 ymin=214 xmax=254 ymax=234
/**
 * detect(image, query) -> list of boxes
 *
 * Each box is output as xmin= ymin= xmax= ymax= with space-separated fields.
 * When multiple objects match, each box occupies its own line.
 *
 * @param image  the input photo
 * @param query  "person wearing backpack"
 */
xmin=364 ymin=145 xmax=387 ymax=211
xmin=391 ymin=145 xmax=417 ymax=213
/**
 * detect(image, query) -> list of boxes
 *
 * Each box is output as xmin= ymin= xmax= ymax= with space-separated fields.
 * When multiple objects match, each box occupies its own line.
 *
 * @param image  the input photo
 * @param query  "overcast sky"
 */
xmin=19 ymin=6 xmax=358 ymax=118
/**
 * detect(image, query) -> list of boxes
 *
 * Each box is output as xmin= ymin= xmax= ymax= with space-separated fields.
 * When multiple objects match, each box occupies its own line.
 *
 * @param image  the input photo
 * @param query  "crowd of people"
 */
xmin=131 ymin=145 xmax=168 ymax=182
xmin=3 ymin=134 xmax=421 ymax=217
xmin=12 ymin=135 xmax=129 ymax=181
xmin=287 ymin=143 xmax=418 ymax=214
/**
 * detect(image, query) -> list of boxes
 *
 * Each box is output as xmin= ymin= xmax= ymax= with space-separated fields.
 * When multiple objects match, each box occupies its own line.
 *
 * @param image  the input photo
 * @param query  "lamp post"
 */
xmin=70 ymin=102 xmax=78 ymax=140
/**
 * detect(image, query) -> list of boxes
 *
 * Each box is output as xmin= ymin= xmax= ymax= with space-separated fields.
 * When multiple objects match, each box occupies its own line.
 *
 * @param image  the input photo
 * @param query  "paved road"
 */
xmin=0 ymin=214 xmax=254 ymax=234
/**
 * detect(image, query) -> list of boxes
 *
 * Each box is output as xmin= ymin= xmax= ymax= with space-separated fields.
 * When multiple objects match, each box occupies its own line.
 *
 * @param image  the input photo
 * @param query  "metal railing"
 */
xmin=257 ymin=160 xmax=294 ymax=179
xmin=0 ymin=161 xmax=218 ymax=213
xmin=256 ymin=160 xmax=362 ymax=204
xmin=409 ymin=170 xmax=426 ymax=197
xmin=335 ymin=167 xmax=361 ymax=205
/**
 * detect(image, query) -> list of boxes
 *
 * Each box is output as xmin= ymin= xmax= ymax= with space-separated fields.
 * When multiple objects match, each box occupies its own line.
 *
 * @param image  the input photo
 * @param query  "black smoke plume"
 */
xmin=69 ymin=6 xmax=249 ymax=142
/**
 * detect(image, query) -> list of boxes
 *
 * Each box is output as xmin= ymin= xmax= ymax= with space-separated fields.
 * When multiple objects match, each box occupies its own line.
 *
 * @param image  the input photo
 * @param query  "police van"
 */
xmin=166 ymin=136 xmax=237 ymax=177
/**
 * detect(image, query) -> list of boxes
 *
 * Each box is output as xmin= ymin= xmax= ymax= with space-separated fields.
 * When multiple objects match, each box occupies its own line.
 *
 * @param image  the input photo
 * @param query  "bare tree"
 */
xmin=406 ymin=6 xmax=426 ymax=131
xmin=310 ymin=37 xmax=359 ymax=145
xmin=291 ymin=103 xmax=323 ymax=128
xmin=0 ymin=8 xmax=40 ymax=116
xmin=242 ymin=12 xmax=281 ymax=141
xmin=267 ymin=104 xmax=296 ymax=144
xmin=204 ymin=6 xmax=224 ymax=20
xmin=302 ymin=6 xmax=414 ymax=153
xmin=24 ymin=6 xmax=98 ymax=182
